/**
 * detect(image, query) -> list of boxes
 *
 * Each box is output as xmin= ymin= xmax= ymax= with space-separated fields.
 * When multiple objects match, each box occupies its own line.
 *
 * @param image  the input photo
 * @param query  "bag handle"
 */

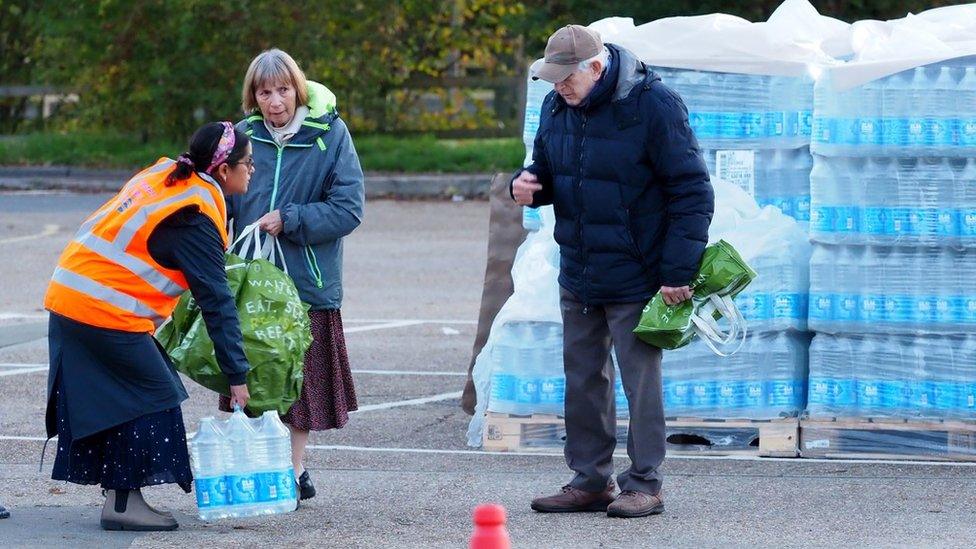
xmin=230 ymin=221 xmax=289 ymax=275
xmin=690 ymin=294 xmax=747 ymax=357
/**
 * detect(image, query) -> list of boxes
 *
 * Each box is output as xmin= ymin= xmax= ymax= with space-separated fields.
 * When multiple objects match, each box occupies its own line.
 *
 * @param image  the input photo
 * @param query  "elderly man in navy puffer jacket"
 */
xmin=512 ymin=24 xmax=714 ymax=519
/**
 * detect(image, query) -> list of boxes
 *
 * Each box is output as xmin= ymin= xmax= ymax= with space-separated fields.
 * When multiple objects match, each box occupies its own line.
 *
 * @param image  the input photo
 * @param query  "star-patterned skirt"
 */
xmin=50 ymin=379 xmax=193 ymax=492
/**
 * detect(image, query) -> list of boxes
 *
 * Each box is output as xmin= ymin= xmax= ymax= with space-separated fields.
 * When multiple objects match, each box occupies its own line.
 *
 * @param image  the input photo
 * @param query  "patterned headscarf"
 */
xmin=205 ymin=121 xmax=236 ymax=175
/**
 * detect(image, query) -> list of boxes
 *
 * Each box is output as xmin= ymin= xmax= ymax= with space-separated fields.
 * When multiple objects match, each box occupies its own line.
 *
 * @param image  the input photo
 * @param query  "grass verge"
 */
xmin=0 ymin=131 xmax=524 ymax=174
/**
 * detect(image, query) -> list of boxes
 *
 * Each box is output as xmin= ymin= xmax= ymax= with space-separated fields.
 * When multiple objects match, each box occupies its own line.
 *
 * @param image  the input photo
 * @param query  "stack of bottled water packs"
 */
xmin=662 ymin=178 xmax=811 ymax=419
xmin=808 ymin=58 xmax=976 ymax=421
xmin=654 ymin=67 xmax=815 ymax=225
xmin=189 ymin=409 xmax=297 ymax=520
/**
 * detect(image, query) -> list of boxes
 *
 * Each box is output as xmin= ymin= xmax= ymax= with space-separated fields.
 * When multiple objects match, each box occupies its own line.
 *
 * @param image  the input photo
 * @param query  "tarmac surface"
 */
xmin=1 ymin=190 xmax=976 ymax=548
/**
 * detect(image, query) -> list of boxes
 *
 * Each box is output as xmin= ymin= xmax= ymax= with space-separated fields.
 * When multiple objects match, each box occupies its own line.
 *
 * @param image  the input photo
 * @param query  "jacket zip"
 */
xmin=578 ymin=111 xmax=590 ymax=315
xmin=249 ymin=135 xmax=324 ymax=289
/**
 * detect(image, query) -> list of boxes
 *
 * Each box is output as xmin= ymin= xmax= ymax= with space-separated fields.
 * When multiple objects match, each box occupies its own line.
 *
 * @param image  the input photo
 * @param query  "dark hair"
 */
xmin=166 ymin=122 xmax=250 ymax=186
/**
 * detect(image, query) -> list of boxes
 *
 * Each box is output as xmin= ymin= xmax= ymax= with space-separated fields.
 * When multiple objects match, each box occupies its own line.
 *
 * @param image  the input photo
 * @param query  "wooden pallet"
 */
xmin=482 ymin=412 xmax=799 ymax=457
xmin=800 ymin=417 xmax=976 ymax=462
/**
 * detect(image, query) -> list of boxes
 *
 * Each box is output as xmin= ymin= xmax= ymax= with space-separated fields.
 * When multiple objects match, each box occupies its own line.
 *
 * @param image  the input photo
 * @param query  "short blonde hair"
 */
xmin=241 ymin=49 xmax=309 ymax=113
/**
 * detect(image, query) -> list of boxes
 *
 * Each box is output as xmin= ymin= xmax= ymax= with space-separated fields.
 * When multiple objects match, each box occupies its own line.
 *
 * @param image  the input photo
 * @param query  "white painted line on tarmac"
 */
xmin=344 ymin=320 xmax=426 ymax=333
xmin=1 ymin=433 xmax=975 ymax=466
xmin=343 ymin=318 xmax=477 ymax=325
xmin=0 ymin=363 xmax=465 ymax=377
xmin=352 ymin=391 xmax=462 ymax=413
xmin=0 ymin=313 xmax=48 ymax=320
xmin=0 ymin=224 xmax=59 ymax=245
xmin=354 ymin=369 xmax=466 ymax=377
xmin=0 ymin=367 xmax=46 ymax=377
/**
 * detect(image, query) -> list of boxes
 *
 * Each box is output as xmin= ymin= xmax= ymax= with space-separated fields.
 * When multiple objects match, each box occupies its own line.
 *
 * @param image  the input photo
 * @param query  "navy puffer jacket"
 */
xmin=516 ymin=44 xmax=714 ymax=305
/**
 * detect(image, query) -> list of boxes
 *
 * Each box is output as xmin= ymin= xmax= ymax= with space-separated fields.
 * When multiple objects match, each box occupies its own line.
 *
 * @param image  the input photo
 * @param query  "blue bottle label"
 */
xmin=885 ymin=295 xmax=913 ymax=323
xmin=812 ymin=117 xmax=832 ymax=144
xmin=933 ymin=382 xmax=960 ymax=411
xmin=665 ymin=380 xmax=691 ymax=407
xmin=515 ymin=377 xmax=539 ymax=404
xmin=857 ymin=118 xmax=883 ymax=145
xmin=836 ymin=294 xmax=860 ymax=322
xmin=743 ymin=381 xmax=764 ymax=408
xmin=959 ymin=297 xmax=976 ymax=324
xmin=767 ymin=111 xmax=785 ymax=136
xmin=811 ymin=207 xmax=835 ymax=233
xmin=808 ymin=377 xmax=832 ymax=407
xmin=228 ymin=473 xmax=259 ymax=505
xmin=833 ymin=379 xmax=857 ymax=407
xmin=857 ymin=379 xmax=882 ymax=408
xmin=834 ymin=206 xmax=858 ymax=233
xmin=933 ymin=296 xmax=957 ymax=325
xmin=195 ymin=476 xmax=229 ymax=509
xmin=928 ymin=118 xmax=954 ymax=146
xmin=538 ymin=376 xmax=565 ymax=405
xmin=961 ymin=384 xmax=976 ymax=410
xmin=794 ymin=196 xmax=811 ymax=221
xmin=911 ymin=208 xmax=939 ymax=237
xmin=959 ymin=118 xmax=976 ymax=146
xmin=809 ymin=293 xmax=835 ymax=321
xmin=767 ymin=380 xmax=798 ymax=407
xmin=912 ymin=296 xmax=936 ymax=324
xmin=255 ymin=471 xmax=292 ymax=503
xmin=772 ymin=293 xmax=802 ymax=320
xmin=736 ymin=293 xmax=770 ymax=321
xmin=960 ymin=210 xmax=976 ymax=238
xmin=910 ymin=381 xmax=936 ymax=410
xmin=890 ymin=208 xmax=914 ymax=237
xmin=907 ymin=118 xmax=927 ymax=146
xmin=859 ymin=294 xmax=886 ymax=322
xmin=489 ymin=373 xmax=516 ymax=404
xmin=799 ymin=111 xmax=813 ymax=136
xmin=716 ymin=381 xmax=743 ymax=408
xmin=882 ymin=118 xmax=908 ymax=147
xmin=935 ymin=209 xmax=958 ymax=237
xmin=879 ymin=380 xmax=910 ymax=410
xmin=861 ymin=207 xmax=887 ymax=235
xmin=689 ymin=381 xmax=717 ymax=409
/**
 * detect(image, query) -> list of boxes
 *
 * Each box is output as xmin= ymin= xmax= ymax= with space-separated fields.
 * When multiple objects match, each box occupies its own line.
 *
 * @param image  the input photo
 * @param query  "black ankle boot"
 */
xmin=298 ymin=471 xmax=316 ymax=500
xmin=0 ymin=505 xmax=9 ymax=519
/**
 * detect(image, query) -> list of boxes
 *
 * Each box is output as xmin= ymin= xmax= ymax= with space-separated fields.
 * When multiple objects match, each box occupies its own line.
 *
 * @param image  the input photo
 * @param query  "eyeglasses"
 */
xmin=235 ymin=158 xmax=255 ymax=169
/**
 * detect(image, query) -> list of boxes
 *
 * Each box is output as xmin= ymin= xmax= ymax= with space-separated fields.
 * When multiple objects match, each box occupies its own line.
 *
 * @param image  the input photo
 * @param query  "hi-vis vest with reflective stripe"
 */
xmin=44 ymin=158 xmax=229 ymax=333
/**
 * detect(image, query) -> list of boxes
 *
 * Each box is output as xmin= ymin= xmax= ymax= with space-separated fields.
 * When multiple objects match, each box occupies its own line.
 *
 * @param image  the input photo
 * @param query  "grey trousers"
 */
xmin=560 ymin=288 xmax=665 ymax=495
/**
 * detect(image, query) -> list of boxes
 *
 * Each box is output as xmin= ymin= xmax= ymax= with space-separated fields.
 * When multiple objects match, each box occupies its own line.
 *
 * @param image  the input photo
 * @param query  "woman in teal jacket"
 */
xmin=224 ymin=49 xmax=365 ymax=501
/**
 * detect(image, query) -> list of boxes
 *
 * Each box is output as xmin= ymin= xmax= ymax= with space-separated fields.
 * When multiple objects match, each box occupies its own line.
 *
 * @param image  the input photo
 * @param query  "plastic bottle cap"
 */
xmin=473 ymin=504 xmax=506 ymax=525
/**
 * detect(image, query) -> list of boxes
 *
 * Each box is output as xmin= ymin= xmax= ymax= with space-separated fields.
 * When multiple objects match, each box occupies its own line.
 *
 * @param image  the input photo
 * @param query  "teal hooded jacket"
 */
xmin=231 ymin=81 xmax=365 ymax=310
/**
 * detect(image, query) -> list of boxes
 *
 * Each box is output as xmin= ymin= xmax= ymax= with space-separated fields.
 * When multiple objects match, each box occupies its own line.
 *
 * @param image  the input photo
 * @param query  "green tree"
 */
xmin=0 ymin=0 xmax=37 ymax=132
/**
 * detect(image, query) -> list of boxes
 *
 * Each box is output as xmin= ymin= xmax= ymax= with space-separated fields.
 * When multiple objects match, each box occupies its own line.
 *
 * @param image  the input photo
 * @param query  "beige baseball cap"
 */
xmin=532 ymin=25 xmax=603 ymax=83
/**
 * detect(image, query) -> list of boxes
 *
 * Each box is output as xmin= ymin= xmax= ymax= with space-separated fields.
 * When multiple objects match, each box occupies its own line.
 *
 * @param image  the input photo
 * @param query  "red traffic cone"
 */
xmin=470 ymin=504 xmax=510 ymax=549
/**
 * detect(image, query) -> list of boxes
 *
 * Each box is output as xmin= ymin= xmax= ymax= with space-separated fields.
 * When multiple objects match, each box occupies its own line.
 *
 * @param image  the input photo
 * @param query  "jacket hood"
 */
xmin=242 ymin=80 xmax=338 ymax=144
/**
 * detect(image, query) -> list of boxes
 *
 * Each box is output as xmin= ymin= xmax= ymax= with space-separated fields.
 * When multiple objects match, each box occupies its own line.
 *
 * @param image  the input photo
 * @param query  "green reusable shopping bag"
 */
xmin=158 ymin=225 xmax=311 ymax=415
xmin=633 ymin=240 xmax=756 ymax=354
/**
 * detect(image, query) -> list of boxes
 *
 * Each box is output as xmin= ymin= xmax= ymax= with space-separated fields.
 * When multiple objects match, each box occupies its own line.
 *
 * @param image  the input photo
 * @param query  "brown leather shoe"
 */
xmin=607 ymin=490 xmax=665 ymax=518
xmin=530 ymin=481 xmax=616 ymax=513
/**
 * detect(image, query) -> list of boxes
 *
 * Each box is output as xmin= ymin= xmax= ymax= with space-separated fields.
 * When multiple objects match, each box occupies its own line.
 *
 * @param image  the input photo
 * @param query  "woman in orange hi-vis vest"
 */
xmin=43 ymin=122 xmax=254 ymax=532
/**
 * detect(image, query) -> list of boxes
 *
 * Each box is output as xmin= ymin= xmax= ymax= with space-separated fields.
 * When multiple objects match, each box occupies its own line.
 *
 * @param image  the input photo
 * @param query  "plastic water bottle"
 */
xmin=808 ymin=334 xmax=855 ymax=417
xmin=859 ymin=246 xmax=886 ymax=327
xmin=860 ymin=158 xmax=894 ymax=244
xmin=958 ymin=335 xmax=976 ymax=418
xmin=906 ymin=67 xmax=932 ymax=151
xmin=189 ymin=418 xmax=231 ymax=520
xmin=793 ymin=149 xmax=813 ymax=223
xmin=809 ymin=156 xmax=836 ymax=241
xmin=954 ymin=158 xmax=976 ymax=242
xmin=223 ymin=410 xmax=260 ymax=514
xmin=835 ymin=158 xmax=860 ymax=242
xmin=765 ymin=333 xmax=801 ymax=418
xmin=522 ymin=207 xmax=542 ymax=231
xmin=536 ymin=323 xmax=565 ymax=416
xmin=929 ymin=66 xmax=956 ymax=154
xmin=252 ymin=411 xmax=297 ymax=512
xmin=906 ymin=337 xmax=936 ymax=418
xmin=834 ymin=246 xmax=862 ymax=331
xmin=959 ymin=249 xmax=976 ymax=328
xmin=488 ymin=324 xmax=520 ymax=414
xmin=881 ymin=71 xmax=914 ymax=151
xmin=958 ymin=68 xmax=976 ymax=152
xmin=853 ymin=337 xmax=883 ymax=417
xmin=808 ymin=244 xmax=836 ymax=333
